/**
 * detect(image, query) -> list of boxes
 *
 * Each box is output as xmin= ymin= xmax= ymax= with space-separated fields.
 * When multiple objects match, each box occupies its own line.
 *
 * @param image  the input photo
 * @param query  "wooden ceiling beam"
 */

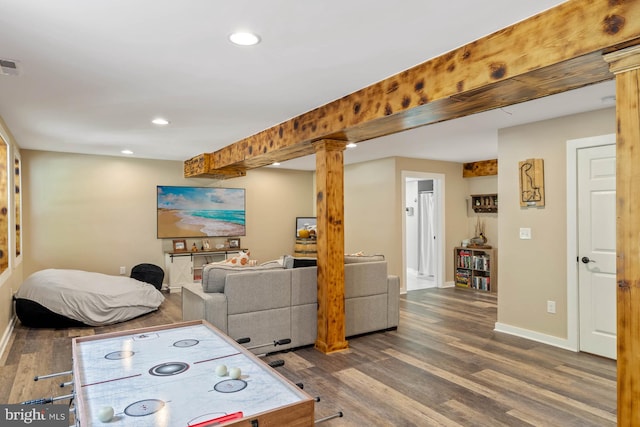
xmin=463 ymin=159 xmax=498 ymax=178
xmin=185 ymin=0 xmax=640 ymax=178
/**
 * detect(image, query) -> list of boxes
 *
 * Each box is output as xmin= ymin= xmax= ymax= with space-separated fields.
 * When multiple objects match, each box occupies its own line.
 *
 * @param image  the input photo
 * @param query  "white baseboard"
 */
xmin=169 ymin=286 xmax=183 ymax=293
xmin=494 ymin=322 xmax=577 ymax=352
xmin=0 ymin=315 xmax=17 ymax=360
xmin=440 ymin=281 xmax=455 ymax=289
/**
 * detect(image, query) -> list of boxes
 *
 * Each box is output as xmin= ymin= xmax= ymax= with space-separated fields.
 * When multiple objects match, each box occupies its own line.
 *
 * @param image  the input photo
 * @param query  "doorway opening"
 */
xmin=402 ymin=171 xmax=445 ymax=292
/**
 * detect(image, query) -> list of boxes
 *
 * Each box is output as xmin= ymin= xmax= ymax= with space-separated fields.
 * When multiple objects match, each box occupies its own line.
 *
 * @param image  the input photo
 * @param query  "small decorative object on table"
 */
xmin=228 ymin=238 xmax=240 ymax=249
xmin=202 ymin=240 xmax=210 ymax=250
xmin=469 ymin=217 xmax=491 ymax=248
xmin=469 ymin=235 xmax=488 ymax=247
xmin=173 ymin=239 xmax=187 ymax=252
xmin=191 ymin=243 xmax=198 ymax=252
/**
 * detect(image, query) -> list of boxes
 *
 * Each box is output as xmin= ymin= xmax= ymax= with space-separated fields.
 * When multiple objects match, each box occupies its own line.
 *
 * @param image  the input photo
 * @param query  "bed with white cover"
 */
xmin=14 ymin=269 xmax=165 ymax=328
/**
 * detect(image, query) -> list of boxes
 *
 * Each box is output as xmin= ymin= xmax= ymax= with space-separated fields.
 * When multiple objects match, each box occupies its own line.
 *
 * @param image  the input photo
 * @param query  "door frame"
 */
xmin=566 ymin=133 xmax=616 ymax=352
xmin=401 ymin=170 xmax=445 ymax=293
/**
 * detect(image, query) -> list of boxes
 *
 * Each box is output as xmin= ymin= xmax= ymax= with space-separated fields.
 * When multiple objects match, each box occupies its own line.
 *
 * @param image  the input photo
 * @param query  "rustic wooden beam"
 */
xmin=184 ymin=153 xmax=211 ymax=177
xmin=184 ymin=153 xmax=246 ymax=179
xmin=463 ymin=159 xmax=498 ymax=177
xmin=314 ymin=140 xmax=349 ymax=354
xmin=604 ymin=44 xmax=640 ymax=427
xmin=185 ymin=0 xmax=640 ymax=178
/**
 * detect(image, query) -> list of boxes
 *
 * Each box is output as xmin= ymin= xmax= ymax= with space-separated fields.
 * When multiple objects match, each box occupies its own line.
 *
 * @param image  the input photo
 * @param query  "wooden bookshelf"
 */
xmin=454 ymin=247 xmax=497 ymax=292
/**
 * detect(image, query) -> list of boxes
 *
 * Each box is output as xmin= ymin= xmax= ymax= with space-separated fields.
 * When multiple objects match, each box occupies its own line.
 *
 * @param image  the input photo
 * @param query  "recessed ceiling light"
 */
xmin=272 ymin=162 xmax=281 ymax=166
xmin=346 ymin=142 xmax=357 ymax=148
xmin=152 ymin=118 xmax=170 ymax=125
xmin=121 ymin=149 xmax=133 ymax=155
xmin=229 ymin=31 xmax=261 ymax=46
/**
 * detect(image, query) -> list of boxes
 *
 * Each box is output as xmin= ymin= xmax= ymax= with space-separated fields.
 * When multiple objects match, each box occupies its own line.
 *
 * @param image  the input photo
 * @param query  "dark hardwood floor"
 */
xmin=0 ymin=287 xmax=616 ymax=426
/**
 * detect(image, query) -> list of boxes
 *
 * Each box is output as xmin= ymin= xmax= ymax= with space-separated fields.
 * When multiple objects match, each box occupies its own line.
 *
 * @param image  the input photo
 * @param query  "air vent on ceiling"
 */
xmin=0 ymin=59 xmax=20 ymax=76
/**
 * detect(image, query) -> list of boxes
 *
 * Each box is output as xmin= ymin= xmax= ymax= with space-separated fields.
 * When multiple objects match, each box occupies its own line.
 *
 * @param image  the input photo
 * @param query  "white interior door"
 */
xmin=577 ymin=143 xmax=616 ymax=359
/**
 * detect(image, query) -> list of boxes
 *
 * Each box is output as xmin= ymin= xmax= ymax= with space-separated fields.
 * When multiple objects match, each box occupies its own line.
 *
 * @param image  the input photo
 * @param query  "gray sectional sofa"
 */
xmin=181 ymin=255 xmax=399 ymax=353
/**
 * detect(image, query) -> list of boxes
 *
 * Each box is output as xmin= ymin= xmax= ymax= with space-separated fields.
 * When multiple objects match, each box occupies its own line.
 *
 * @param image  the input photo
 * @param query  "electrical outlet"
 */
xmin=119 ymin=266 xmax=126 ymax=275
xmin=547 ymin=300 xmax=556 ymax=314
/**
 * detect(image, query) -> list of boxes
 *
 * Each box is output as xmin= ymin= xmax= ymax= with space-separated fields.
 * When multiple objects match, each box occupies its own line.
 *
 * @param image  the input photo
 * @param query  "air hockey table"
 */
xmin=72 ymin=320 xmax=314 ymax=426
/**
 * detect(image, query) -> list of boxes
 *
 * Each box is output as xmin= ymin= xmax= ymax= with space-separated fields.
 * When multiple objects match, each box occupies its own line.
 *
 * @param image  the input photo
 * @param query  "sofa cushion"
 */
xmin=344 ymin=254 xmax=385 ymax=263
xmin=225 ymin=269 xmax=292 ymax=315
xmin=345 ymin=294 xmax=388 ymax=336
xmin=345 ymin=261 xmax=388 ymax=298
xmin=291 ymin=267 xmax=318 ymax=305
xmin=291 ymin=304 xmax=317 ymax=346
xmin=201 ymin=264 xmax=283 ymax=293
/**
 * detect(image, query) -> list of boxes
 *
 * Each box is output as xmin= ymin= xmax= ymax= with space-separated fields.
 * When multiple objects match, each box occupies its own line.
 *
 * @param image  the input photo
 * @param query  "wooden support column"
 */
xmin=604 ymin=45 xmax=640 ymax=426
xmin=313 ymin=139 xmax=349 ymax=354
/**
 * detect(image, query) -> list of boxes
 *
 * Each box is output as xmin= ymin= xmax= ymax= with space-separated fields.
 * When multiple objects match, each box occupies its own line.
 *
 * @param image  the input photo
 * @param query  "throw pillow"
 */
xmin=218 ymin=250 xmax=250 ymax=266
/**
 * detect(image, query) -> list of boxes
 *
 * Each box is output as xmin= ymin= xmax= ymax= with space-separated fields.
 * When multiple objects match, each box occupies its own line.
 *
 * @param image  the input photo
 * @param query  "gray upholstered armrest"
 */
xmin=181 ymin=283 xmax=229 ymax=333
xmin=387 ymin=275 xmax=400 ymax=328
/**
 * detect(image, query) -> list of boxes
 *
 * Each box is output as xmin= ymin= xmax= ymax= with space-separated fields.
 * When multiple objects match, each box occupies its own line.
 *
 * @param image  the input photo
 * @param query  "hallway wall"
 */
xmin=496 ymin=107 xmax=615 ymax=341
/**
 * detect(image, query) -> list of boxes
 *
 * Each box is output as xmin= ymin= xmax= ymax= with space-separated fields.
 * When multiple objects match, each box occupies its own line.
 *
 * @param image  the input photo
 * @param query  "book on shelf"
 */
xmin=455 ymin=268 xmax=470 ymax=286
xmin=471 ymin=275 xmax=490 ymax=291
xmin=457 ymin=249 xmax=472 ymax=268
xmin=472 ymin=255 xmax=490 ymax=271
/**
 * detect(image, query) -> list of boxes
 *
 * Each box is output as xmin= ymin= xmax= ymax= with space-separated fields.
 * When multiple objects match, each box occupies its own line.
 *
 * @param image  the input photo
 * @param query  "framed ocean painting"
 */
xmin=157 ymin=186 xmax=246 ymax=238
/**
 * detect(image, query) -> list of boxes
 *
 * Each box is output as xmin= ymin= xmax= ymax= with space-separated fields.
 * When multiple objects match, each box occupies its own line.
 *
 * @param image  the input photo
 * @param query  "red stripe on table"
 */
xmin=190 ymin=411 xmax=243 ymax=427
xmin=194 ymin=353 xmax=241 ymax=364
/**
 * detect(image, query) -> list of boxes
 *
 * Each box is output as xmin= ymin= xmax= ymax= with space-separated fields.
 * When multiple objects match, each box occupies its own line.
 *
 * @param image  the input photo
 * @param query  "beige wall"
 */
xmin=19 ymin=149 xmax=471 ymax=294
xmin=341 ymin=156 xmax=473 ymax=289
xmin=344 ymin=157 xmax=396 ymax=255
xmin=466 ymin=176 xmax=498 ymax=246
xmin=0 ymin=118 xmax=24 ymax=351
xmin=497 ymin=107 xmax=615 ymax=339
xmin=22 ymin=150 xmax=314 ymax=278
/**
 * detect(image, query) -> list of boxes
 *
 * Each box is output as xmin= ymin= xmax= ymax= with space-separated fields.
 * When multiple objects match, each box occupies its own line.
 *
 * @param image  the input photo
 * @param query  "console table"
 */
xmin=164 ymin=249 xmax=248 ymax=289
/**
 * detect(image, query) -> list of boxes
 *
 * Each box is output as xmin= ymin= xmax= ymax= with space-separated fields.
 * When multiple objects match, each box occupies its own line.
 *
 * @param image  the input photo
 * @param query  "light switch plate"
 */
xmin=519 ymin=227 xmax=532 ymax=239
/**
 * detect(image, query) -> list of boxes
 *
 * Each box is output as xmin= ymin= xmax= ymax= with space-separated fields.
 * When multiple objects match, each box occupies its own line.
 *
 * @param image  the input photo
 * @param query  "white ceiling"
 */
xmin=0 ymin=1 xmax=615 ymax=171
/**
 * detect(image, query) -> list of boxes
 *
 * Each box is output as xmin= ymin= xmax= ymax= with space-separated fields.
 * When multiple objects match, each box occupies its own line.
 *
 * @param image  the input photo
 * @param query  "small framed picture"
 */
xmin=173 ymin=239 xmax=187 ymax=252
xmin=228 ymin=238 xmax=240 ymax=249
xmin=202 ymin=239 xmax=211 ymax=250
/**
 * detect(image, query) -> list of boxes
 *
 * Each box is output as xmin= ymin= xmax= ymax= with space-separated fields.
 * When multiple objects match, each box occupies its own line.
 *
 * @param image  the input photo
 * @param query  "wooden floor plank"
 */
xmin=474 ymin=369 xmax=616 ymax=425
xmin=0 ymin=287 xmax=617 ymax=426
xmin=443 ymin=399 xmax=524 ymax=427
xmin=334 ymin=367 xmax=464 ymax=426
